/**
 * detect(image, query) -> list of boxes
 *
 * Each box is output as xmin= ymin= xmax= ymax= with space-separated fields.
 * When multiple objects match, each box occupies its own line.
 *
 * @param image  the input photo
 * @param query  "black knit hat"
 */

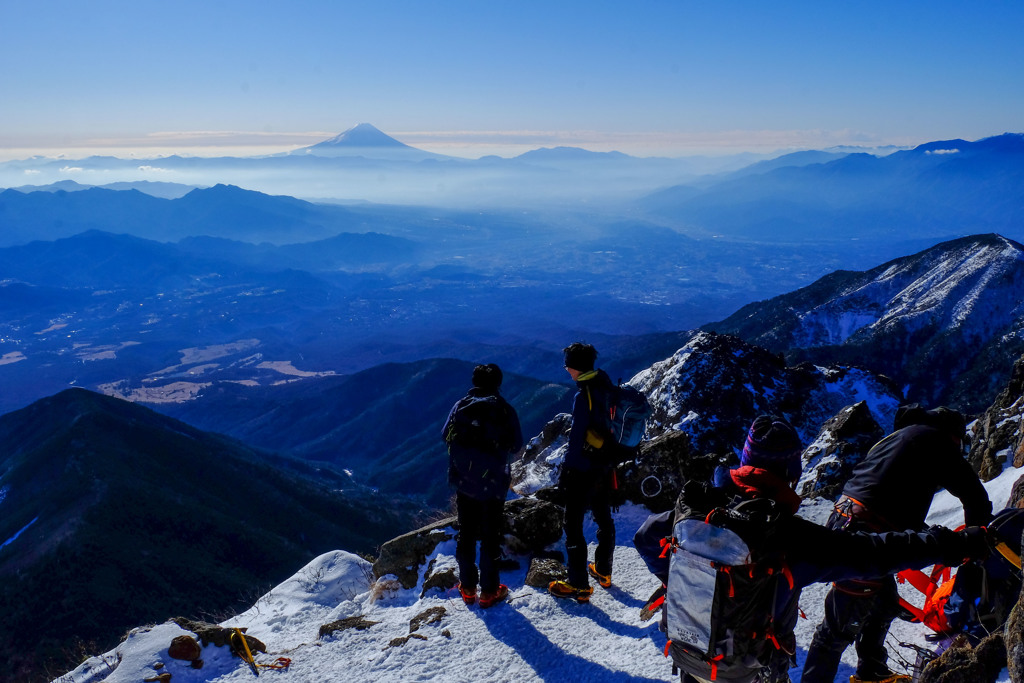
xmin=563 ymin=342 xmax=597 ymax=372
xmin=472 ymin=363 xmax=503 ymax=390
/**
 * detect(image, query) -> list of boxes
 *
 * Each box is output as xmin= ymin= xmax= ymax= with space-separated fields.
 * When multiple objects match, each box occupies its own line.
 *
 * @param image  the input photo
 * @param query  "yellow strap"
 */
xmin=583 ymin=385 xmax=605 ymax=448
xmin=995 ymin=541 xmax=1022 ymax=569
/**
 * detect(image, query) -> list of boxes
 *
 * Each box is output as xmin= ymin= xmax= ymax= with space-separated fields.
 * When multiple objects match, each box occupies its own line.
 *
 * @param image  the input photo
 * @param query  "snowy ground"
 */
xmin=56 ymin=466 xmax=1020 ymax=683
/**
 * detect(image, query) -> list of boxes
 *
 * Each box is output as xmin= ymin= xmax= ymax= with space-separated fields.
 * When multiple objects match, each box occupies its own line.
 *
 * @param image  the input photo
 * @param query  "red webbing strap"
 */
xmin=897 ymin=568 xmax=936 ymax=595
xmin=716 ymin=565 xmax=735 ymax=597
xmin=781 ymin=565 xmax=794 ymax=590
xmin=898 ymin=596 xmax=927 ymax=623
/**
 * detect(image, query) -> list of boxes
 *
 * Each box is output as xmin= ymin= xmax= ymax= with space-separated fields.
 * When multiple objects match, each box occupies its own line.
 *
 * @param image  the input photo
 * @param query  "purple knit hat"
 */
xmin=740 ymin=415 xmax=803 ymax=481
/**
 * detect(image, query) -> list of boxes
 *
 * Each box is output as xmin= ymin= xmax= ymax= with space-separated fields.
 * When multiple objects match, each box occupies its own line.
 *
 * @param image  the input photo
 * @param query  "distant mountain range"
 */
xmin=7 ymin=178 xmax=199 ymax=199
xmin=0 ymin=123 xmax=933 ymax=207
xmin=157 ymin=358 xmax=574 ymax=505
xmin=0 ymin=388 xmax=424 ymax=681
xmin=644 ymin=133 xmax=1024 ymax=243
xmin=0 ymin=183 xmax=373 ymax=245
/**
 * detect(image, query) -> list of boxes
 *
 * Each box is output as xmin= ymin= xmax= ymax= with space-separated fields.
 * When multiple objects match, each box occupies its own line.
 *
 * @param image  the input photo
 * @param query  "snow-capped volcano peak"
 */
xmin=292 ymin=123 xmax=445 ymax=160
xmin=317 ymin=123 xmax=413 ymax=149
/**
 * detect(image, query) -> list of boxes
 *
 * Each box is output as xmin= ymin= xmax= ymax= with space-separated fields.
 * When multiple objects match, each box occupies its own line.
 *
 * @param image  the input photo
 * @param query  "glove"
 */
xmin=948 ymin=526 xmax=991 ymax=565
xmin=961 ymin=526 xmax=992 ymax=562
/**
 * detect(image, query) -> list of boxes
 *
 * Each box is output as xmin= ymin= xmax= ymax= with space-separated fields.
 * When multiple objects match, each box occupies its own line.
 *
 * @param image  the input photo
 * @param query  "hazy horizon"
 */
xmin=2 ymin=2 xmax=1022 ymax=163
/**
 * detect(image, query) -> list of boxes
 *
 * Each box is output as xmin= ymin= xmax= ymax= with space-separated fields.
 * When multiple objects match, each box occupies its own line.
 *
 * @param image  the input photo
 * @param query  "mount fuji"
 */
xmin=289 ymin=123 xmax=449 ymax=161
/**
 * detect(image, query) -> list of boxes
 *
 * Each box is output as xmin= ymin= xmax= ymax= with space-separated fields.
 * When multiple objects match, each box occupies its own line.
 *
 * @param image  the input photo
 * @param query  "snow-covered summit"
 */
xmin=793 ymin=234 xmax=1024 ymax=347
xmin=632 ymin=331 xmax=901 ymax=454
xmin=315 ymin=123 xmax=414 ymax=150
xmin=56 ymin=469 xmax=1022 ymax=683
xmin=291 ymin=123 xmax=445 ymax=161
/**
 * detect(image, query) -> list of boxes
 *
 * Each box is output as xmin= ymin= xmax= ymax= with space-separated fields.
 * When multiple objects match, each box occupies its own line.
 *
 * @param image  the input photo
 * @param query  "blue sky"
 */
xmin=2 ymin=0 xmax=1022 ymax=159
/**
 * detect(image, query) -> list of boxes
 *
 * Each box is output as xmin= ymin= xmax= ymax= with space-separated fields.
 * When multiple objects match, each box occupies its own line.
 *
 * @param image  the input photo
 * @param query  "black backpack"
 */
xmin=663 ymin=497 xmax=795 ymax=683
xmin=445 ymin=395 xmax=513 ymax=500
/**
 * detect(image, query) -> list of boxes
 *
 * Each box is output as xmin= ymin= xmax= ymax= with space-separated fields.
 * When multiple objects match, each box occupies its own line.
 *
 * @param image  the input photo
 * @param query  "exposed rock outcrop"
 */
xmin=373 ymin=497 xmax=564 ymax=589
xmin=798 ymin=401 xmax=885 ymax=499
xmin=922 ymin=633 xmax=1006 ymax=683
xmin=373 ymin=518 xmax=457 ymax=589
xmin=971 ymin=353 xmax=1024 ymax=487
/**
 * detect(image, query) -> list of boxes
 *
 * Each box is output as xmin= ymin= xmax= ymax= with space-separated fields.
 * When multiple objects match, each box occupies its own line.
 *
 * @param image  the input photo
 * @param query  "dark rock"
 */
xmin=971 ymin=353 xmax=1024 ymax=485
xmin=168 ymin=635 xmax=201 ymax=661
xmin=170 ymin=618 xmax=266 ymax=654
xmin=420 ymin=564 xmax=458 ymax=598
xmin=525 ymin=557 xmax=568 ymax=588
xmin=616 ymin=431 xmax=722 ymax=511
xmin=798 ymin=401 xmax=885 ymax=499
xmin=1005 ymin=580 xmax=1024 ymax=682
xmin=503 ymin=498 xmax=563 ymax=554
xmin=372 ymin=517 xmax=456 ymax=589
xmin=385 ymin=633 xmax=428 ymax=649
xmin=409 ymin=606 xmax=446 ymax=633
xmin=921 ymin=632 xmax=1006 ymax=683
xmin=1010 ymin=476 xmax=1024 ymax=510
xmin=318 ymin=616 xmax=380 ymax=640
xmin=511 ymin=413 xmax=571 ymax=494
xmin=632 ymin=333 xmax=900 ymax=459
xmin=372 ymin=497 xmax=566 ymax=591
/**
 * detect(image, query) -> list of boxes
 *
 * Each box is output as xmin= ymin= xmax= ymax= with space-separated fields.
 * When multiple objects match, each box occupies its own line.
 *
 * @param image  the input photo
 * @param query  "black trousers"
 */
xmin=801 ymin=575 xmax=901 ymax=682
xmin=561 ymin=466 xmax=615 ymax=588
xmin=455 ymin=492 xmax=505 ymax=594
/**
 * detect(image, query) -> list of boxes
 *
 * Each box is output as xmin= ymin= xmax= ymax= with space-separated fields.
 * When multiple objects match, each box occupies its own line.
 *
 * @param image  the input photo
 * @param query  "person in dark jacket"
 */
xmin=635 ymin=415 xmax=990 ymax=683
xmin=441 ymin=363 xmax=523 ymax=609
xmin=549 ymin=342 xmax=620 ymax=602
xmin=801 ymin=405 xmax=993 ymax=683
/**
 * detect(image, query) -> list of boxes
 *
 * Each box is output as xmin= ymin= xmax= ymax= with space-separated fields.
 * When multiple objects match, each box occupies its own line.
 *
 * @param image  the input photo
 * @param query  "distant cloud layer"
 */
xmin=0 ymin=125 xmax=955 ymax=163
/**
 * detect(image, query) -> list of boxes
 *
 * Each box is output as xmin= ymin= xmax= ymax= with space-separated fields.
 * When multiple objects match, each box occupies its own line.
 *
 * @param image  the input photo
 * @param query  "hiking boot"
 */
xmin=850 ymin=674 xmax=912 ymax=683
xmin=639 ymin=584 xmax=667 ymax=621
xmin=457 ymin=583 xmax=477 ymax=606
xmin=548 ymin=580 xmax=594 ymax=603
xmin=587 ymin=562 xmax=612 ymax=588
xmin=478 ymin=584 xmax=509 ymax=609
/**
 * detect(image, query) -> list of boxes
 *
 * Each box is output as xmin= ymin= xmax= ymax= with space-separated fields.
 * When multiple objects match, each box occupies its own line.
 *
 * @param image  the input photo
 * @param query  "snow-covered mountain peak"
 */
xmin=709 ymin=234 xmax=1024 ymax=409
xmin=319 ymin=123 xmax=412 ymax=149
xmin=798 ymin=234 xmax=1024 ymax=346
xmin=632 ymin=331 xmax=901 ymax=454
xmin=289 ymin=123 xmax=445 ymax=160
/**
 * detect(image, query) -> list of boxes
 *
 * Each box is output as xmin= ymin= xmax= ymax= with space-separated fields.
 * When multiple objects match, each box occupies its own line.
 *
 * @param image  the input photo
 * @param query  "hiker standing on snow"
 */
xmin=549 ymin=342 xmax=620 ymax=603
xmin=801 ymin=405 xmax=992 ymax=683
xmin=442 ymin=363 xmax=523 ymax=609
xmin=634 ymin=414 xmax=991 ymax=683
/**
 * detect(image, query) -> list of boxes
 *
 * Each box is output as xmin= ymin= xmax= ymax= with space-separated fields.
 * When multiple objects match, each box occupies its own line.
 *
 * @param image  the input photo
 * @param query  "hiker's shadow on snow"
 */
xmin=603 ymin=585 xmax=647 ymax=609
xmin=479 ymin=603 xmax=669 ymax=683
xmin=547 ymin=596 xmax=653 ymax=640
